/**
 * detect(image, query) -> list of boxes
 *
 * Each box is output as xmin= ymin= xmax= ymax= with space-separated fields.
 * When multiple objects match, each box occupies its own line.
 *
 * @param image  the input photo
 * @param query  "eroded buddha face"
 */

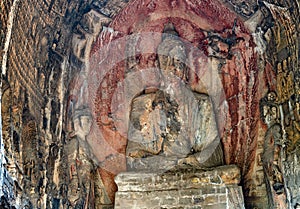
xmin=73 ymin=110 xmax=92 ymax=140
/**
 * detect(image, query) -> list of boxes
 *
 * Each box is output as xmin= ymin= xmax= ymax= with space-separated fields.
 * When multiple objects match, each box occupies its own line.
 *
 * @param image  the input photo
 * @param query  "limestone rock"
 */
xmin=0 ymin=0 xmax=299 ymax=208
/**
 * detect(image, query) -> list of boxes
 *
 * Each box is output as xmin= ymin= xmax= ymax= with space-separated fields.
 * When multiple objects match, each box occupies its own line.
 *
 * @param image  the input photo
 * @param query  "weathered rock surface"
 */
xmin=0 ymin=0 xmax=299 ymax=208
xmin=114 ymin=165 xmax=244 ymax=209
xmin=127 ymin=90 xmax=223 ymax=171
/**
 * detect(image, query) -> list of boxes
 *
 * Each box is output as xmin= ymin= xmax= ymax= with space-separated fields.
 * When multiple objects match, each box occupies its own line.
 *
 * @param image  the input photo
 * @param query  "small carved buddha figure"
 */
xmin=261 ymin=93 xmax=286 ymax=196
xmin=263 ymin=124 xmax=285 ymax=195
xmin=67 ymin=108 xmax=96 ymax=207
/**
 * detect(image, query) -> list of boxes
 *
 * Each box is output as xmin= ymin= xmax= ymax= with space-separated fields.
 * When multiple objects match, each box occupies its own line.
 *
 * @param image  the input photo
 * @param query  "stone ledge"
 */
xmin=115 ymin=165 xmax=241 ymax=192
xmin=114 ymin=165 xmax=245 ymax=209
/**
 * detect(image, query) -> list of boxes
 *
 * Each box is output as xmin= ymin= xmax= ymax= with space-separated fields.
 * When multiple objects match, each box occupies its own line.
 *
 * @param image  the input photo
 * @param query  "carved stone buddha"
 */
xmin=126 ymin=23 xmax=224 ymax=172
xmin=126 ymin=90 xmax=224 ymax=172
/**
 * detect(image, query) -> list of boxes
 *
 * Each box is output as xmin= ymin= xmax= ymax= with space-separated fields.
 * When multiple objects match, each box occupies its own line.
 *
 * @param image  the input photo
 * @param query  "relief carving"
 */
xmin=65 ymin=108 xmax=96 ymax=208
xmin=72 ymin=33 xmax=88 ymax=62
xmin=227 ymin=0 xmax=258 ymax=17
xmin=263 ymin=124 xmax=285 ymax=193
xmin=72 ymin=9 xmax=111 ymax=62
xmin=261 ymin=92 xmax=288 ymax=207
xmin=1 ymin=0 xmax=297 ymax=208
xmin=80 ymin=10 xmax=111 ymax=35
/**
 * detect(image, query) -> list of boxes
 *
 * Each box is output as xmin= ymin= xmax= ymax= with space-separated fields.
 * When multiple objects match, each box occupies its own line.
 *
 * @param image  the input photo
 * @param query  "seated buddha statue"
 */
xmin=126 ymin=23 xmax=224 ymax=172
xmin=126 ymin=89 xmax=224 ymax=172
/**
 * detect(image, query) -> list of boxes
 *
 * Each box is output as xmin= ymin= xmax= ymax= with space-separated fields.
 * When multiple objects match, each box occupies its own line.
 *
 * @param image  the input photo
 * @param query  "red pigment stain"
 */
xmin=88 ymin=0 xmax=258 ymax=202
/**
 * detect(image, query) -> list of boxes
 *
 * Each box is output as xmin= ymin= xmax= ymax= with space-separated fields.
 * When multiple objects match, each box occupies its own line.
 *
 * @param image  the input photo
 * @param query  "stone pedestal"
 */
xmin=114 ymin=165 xmax=245 ymax=209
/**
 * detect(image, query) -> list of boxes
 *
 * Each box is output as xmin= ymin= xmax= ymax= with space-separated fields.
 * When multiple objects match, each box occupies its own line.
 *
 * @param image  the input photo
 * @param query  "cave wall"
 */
xmin=0 ymin=0 xmax=94 ymax=207
xmin=0 ymin=0 xmax=299 ymax=208
xmin=260 ymin=2 xmax=300 ymax=208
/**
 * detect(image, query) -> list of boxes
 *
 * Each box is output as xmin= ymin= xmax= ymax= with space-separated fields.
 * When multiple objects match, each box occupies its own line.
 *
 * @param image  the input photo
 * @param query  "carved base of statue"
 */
xmin=114 ymin=165 xmax=245 ymax=209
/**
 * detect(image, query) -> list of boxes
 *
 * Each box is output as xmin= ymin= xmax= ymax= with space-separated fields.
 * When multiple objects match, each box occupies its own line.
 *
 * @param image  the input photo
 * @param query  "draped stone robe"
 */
xmin=126 ymin=90 xmax=224 ymax=171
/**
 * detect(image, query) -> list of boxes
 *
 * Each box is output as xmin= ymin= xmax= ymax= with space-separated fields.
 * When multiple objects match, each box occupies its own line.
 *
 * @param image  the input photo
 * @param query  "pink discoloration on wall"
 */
xmin=88 ymin=0 xmax=259 ymax=201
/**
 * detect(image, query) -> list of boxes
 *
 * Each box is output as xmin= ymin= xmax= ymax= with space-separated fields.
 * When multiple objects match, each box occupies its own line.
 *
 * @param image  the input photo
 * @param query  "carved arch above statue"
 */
xmin=67 ymin=0 xmax=259 ymax=204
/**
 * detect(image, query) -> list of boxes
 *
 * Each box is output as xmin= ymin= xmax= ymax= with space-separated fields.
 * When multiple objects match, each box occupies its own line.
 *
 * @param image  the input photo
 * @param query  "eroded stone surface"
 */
xmin=127 ymin=90 xmax=223 ymax=171
xmin=0 ymin=0 xmax=299 ymax=208
xmin=114 ymin=165 xmax=244 ymax=209
xmin=88 ymin=0 xmax=257 ymax=205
